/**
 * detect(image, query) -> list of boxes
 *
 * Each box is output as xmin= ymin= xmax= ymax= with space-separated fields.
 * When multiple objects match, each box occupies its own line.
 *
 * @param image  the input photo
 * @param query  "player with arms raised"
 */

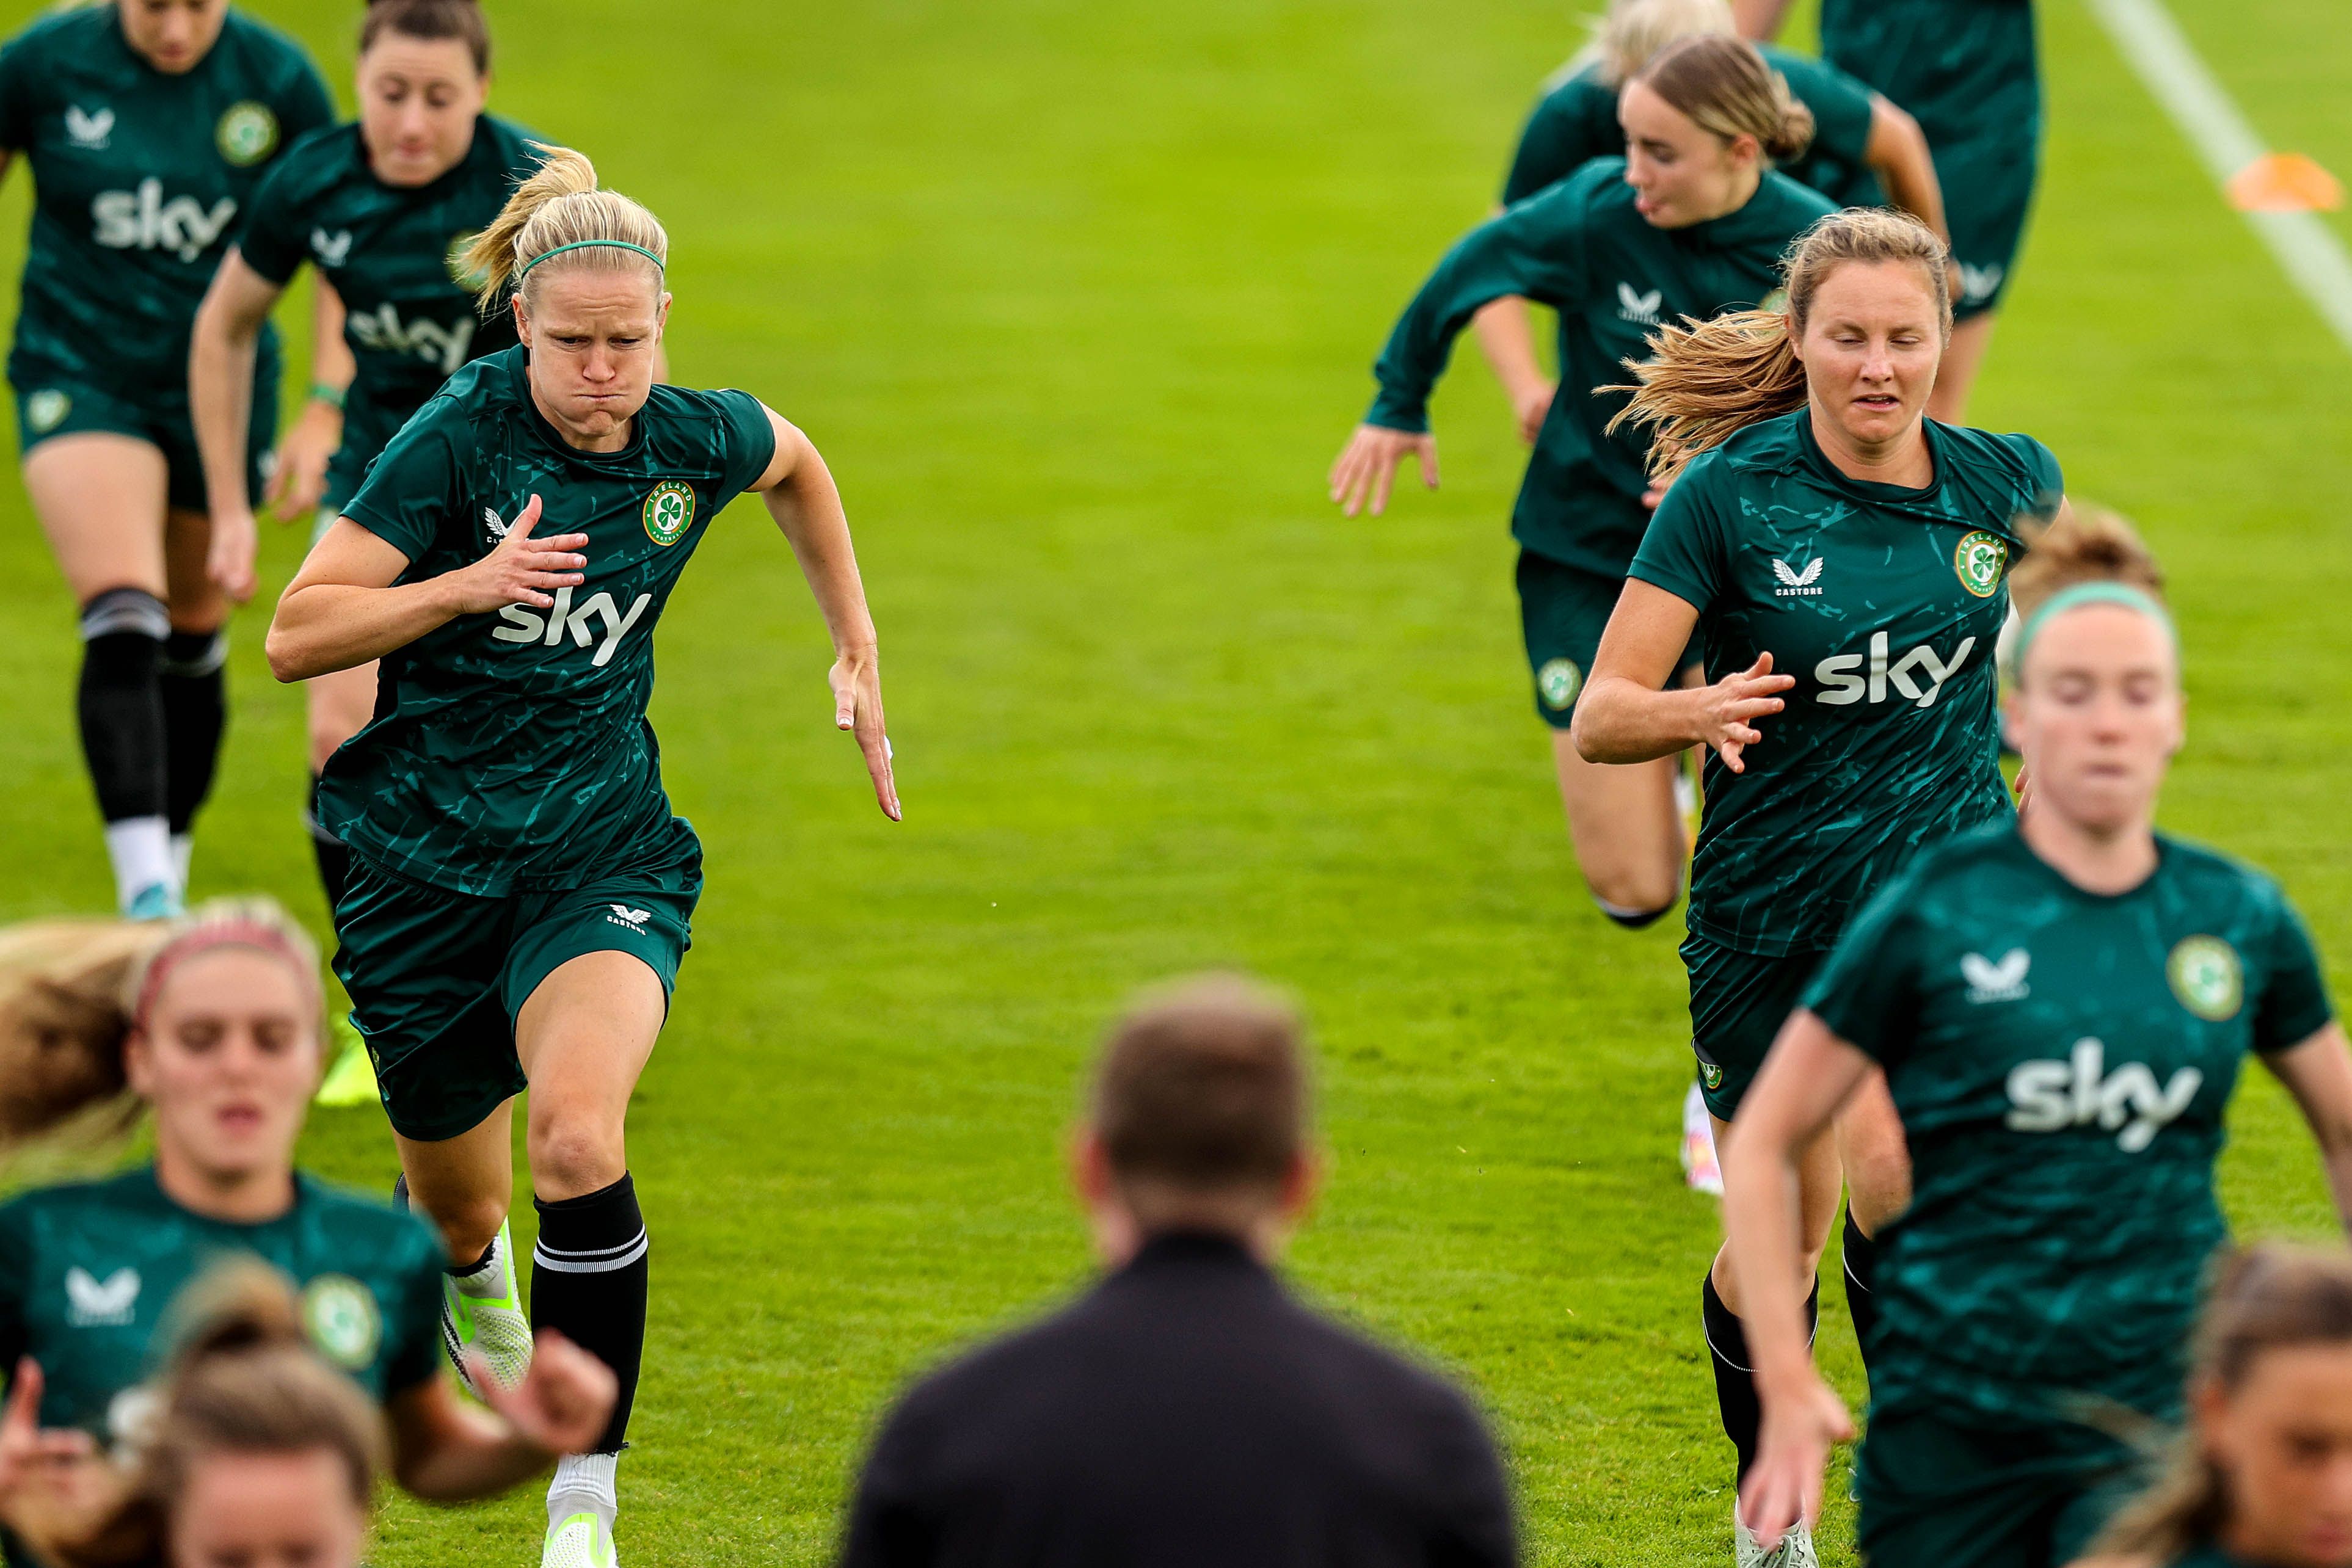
xmin=266 ymin=149 xmax=898 ymax=1568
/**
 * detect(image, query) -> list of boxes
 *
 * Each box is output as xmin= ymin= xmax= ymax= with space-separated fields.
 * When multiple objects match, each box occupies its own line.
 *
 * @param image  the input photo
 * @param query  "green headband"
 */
xmin=515 ymin=238 xmax=665 ymax=283
xmin=2014 ymin=581 xmax=2176 ymax=672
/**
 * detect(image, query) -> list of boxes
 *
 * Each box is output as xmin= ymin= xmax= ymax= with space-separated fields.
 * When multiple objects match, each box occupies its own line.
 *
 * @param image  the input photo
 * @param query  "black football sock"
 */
xmin=159 ymin=627 xmax=228 ymax=838
xmin=78 ymin=590 xmax=173 ymax=906
xmin=532 ymin=1173 xmax=648 ymax=1456
xmin=1843 ymin=1206 xmax=1881 ymax=1372
xmin=306 ymin=774 xmax=352 ymax=915
xmin=1704 ymin=1270 xmax=1819 ymax=1487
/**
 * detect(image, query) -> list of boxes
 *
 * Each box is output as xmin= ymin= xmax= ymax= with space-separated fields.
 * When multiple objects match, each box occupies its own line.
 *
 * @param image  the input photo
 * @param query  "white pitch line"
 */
xmin=2080 ymin=0 xmax=2352 ymax=354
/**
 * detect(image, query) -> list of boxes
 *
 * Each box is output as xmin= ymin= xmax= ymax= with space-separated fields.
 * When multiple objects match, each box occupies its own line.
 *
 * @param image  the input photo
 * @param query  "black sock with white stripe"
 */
xmin=1842 ymin=1206 xmax=1881 ymax=1371
xmin=1703 ymin=1270 xmax=1819 ymax=1487
xmin=533 ymin=1173 xmax=647 ymax=1456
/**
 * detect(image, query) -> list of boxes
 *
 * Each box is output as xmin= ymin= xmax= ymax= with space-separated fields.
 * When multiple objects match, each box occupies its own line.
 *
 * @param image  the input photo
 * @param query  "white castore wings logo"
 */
xmin=1962 ymin=949 xmax=2031 ymax=1003
xmin=310 ymin=228 xmax=352 ymax=267
xmin=65 ymin=106 xmax=114 ymax=150
xmin=1771 ymin=557 xmax=1823 ymax=597
xmin=1616 ymin=283 xmax=1662 ymax=325
xmin=606 ymin=906 xmax=651 ymax=929
xmin=66 ymin=1266 xmax=140 ymax=1326
xmin=1957 ymin=263 xmax=2005 ymax=307
xmin=482 ymin=507 xmax=508 ymax=544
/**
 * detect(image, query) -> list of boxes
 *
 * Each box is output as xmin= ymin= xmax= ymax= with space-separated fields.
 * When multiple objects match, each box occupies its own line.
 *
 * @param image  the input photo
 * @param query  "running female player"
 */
xmin=2086 ymin=1246 xmax=2352 ymax=1568
xmin=1571 ymin=206 xmax=2065 ymax=1566
xmin=265 ymin=148 xmax=898 ymax=1568
xmin=0 ymin=897 xmax=616 ymax=1555
xmin=1722 ymin=590 xmax=2352 ymax=1568
xmin=1477 ymin=0 xmax=1946 ymax=449
xmin=1736 ymin=0 xmax=2040 ymax=421
xmin=1330 ymin=35 xmax=1831 ymax=940
xmin=0 ymin=0 xmax=334 ymax=918
xmin=190 ymin=0 xmax=542 ymax=919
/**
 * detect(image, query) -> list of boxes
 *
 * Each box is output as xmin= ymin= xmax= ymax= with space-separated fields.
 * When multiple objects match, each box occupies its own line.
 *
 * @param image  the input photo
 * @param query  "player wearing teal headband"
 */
xmin=1725 ymin=576 xmax=2352 ymax=1568
xmin=266 ymin=145 xmax=899 ymax=1568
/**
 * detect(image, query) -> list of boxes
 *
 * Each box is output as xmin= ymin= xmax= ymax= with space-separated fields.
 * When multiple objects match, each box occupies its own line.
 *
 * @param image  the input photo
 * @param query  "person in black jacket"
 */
xmin=840 ymin=974 xmax=1518 ymax=1568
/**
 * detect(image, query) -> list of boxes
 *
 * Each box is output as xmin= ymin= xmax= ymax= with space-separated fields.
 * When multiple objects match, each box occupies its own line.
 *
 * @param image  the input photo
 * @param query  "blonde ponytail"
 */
xmin=459 ymin=145 xmax=669 ymax=314
xmin=1608 ymin=206 xmax=1953 ymax=482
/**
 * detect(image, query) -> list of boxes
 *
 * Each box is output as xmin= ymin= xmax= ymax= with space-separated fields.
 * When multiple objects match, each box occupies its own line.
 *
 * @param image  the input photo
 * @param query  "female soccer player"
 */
xmin=265 ymin=148 xmax=898 ymax=1568
xmin=1736 ymin=0 xmax=2040 ymax=421
xmin=1570 ymin=206 xmax=2065 ymax=1566
xmin=1477 ymin=0 xmax=1946 ymax=449
xmin=191 ymin=0 xmax=543 ymax=918
xmin=1330 ymin=35 xmax=1831 ymax=937
xmin=0 ymin=0 xmax=335 ymax=918
xmin=0 ymin=898 xmax=617 ymax=1546
xmin=2087 ymin=1246 xmax=2352 ymax=1568
xmin=4 ymin=1266 xmax=384 ymax=1568
xmin=1722 ymin=590 xmax=2352 ymax=1568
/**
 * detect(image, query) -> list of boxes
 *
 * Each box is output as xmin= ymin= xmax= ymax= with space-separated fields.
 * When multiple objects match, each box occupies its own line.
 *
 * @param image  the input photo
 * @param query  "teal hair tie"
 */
xmin=514 ymin=238 xmax=666 ymax=283
xmin=2015 ymin=581 xmax=2175 ymax=672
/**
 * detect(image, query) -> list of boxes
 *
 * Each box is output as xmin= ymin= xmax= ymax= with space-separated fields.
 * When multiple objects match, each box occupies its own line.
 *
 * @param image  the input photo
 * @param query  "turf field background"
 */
xmin=2 ymin=1 xmax=2349 ymax=1562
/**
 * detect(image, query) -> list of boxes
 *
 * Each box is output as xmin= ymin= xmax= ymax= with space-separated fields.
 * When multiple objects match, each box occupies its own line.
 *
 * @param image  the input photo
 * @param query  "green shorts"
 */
xmin=1516 ymin=550 xmax=1699 ymax=728
xmin=1856 ymin=1407 xmax=2147 ymax=1568
xmin=1681 ymin=933 xmax=1828 ymax=1119
xmin=332 ymin=851 xmax=700 ymax=1142
xmin=11 ymin=357 xmax=278 ymax=514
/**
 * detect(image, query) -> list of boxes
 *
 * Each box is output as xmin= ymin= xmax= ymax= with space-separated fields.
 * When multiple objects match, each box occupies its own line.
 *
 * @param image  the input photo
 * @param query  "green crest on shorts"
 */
xmin=25 ymin=390 xmax=69 ymax=434
xmin=215 ymin=101 xmax=279 ymax=167
xmin=2168 ymin=935 xmax=2243 ymax=1022
xmin=642 ymin=481 xmax=696 ymax=546
xmin=1953 ymin=530 xmax=2009 ymax=598
xmin=1537 ymin=658 xmax=1583 ymax=712
xmin=301 ymin=1275 xmax=382 ymax=1370
xmin=1700 ymin=1061 xmax=1724 ymax=1091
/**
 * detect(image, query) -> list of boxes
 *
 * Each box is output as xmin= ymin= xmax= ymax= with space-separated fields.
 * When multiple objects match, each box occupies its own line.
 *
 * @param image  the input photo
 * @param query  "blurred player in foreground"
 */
xmin=0 ymin=898 xmax=614 ymax=1568
xmin=841 ymin=975 xmax=1516 ymax=1568
xmin=1574 ymin=206 xmax=2066 ymax=1566
xmin=267 ymin=147 xmax=897 ymax=1568
xmin=2084 ymin=1245 xmax=2352 ymax=1568
xmin=1725 ymin=584 xmax=2352 ymax=1568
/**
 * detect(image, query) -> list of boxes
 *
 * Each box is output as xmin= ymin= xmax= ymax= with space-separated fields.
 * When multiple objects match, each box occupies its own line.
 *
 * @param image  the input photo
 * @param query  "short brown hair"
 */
xmin=1091 ymin=975 xmax=1308 ymax=1197
xmin=360 ymin=0 xmax=491 ymax=76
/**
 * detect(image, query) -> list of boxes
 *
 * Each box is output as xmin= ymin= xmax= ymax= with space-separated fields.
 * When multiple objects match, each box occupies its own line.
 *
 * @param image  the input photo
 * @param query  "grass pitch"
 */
xmin=2 ymin=0 xmax=2350 ymax=1562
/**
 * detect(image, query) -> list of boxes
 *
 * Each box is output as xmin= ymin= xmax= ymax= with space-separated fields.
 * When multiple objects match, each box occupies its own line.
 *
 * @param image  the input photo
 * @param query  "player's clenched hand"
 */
xmin=1512 ymin=380 xmax=1556 ymax=446
xmin=443 ymin=494 xmax=589 ymax=615
xmin=1328 ymin=424 xmax=1438 ymax=518
xmin=831 ymin=650 xmax=900 ymax=821
xmin=0 ymin=1359 xmax=103 ymax=1528
xmin=1700 ymin=652 xmax=1794 ymax=774
xmin=1739 ymin=1368 xmax=1853 ymax=1552
xmin=206 ymin=507 xmax=261 ymax=603
xmin=471 ymin=1331 xmax=616 ymax=1456
xmin=267 ymin=400 xmax=341 ymax=521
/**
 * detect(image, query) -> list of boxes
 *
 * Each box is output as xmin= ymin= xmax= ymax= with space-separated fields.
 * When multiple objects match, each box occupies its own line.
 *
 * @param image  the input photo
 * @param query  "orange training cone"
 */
xmin=2226 ymin=152 xmax=2343 ymax=213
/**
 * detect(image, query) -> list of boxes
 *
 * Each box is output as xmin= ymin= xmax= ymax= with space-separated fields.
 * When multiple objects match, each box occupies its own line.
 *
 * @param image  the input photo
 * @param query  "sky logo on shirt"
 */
xmin=1813 ymin=633 xmax=1978 ymax=709
xmin=2005 ymin=1039 xmax=2202 ymax=1153
xmin=348 ymin=303 xmax=475 ymax=376
xmin=1771 ymin=557 xmax=1823 ymax=597
xmin=492 ymin=586 xmax=655 ymax=669
xmin=91 ymin=181 xmax=237 ymax=263
xmin=1962 ymin=949 xmax=2031 ymax=1003
xmin=66 ymin=1266 xmax=140 ymax=1326
xmin=64 ymin=105 xmax=113 ymax=150
xmin=1615 ymin=283 xmax=1662 ymax=325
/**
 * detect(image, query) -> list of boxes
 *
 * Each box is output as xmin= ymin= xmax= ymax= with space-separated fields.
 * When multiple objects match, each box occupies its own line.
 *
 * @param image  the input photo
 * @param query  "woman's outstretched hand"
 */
xmin=832 ymin=650 xmax=900 ymax=822
xmin=1328 ymin=424 xmax=1438 ymax=518
xmin=1700 ymin=653 xmax=1796 ymax=773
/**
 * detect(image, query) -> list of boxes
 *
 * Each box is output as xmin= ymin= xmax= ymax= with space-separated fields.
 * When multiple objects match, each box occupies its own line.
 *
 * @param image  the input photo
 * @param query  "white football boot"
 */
xmin=1734 ymin=1513 xmax=1819 ymax=1568
xmin=541 ymin=1511 xmax=618 ymax=1568
xmin=442 ymin=1218 xmax=533 ymax=1398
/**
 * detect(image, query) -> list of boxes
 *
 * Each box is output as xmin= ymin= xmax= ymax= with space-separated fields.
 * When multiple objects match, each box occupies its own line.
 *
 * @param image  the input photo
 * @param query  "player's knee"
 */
xmin=1587 ymin=868 xmax=1680 ymax=929
xmin=526 ymin=1107 xmax=628 ymax=1199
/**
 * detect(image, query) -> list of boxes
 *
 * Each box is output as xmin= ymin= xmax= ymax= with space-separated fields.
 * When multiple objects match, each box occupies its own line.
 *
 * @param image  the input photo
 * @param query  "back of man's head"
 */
xmin=1090 ymin=975 xmax=1309 ymax=1236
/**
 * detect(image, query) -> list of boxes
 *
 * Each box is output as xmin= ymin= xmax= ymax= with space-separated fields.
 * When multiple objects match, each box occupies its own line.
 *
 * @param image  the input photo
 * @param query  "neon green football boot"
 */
xmin=541 ymin=1512 xmax=618 ymax=1568
xmin=442 ymin=1218 xmax=533 ymax=1398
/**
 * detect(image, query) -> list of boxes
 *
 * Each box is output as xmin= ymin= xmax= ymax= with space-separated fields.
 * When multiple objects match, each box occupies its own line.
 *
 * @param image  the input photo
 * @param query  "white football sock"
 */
xmin=103 ymin=816 xmax=176 ymax=911
xmin=548 ymin=1449 xmax=619 ymax=1533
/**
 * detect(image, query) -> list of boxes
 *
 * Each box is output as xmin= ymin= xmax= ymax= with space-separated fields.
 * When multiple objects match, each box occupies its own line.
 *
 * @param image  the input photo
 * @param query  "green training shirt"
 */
xmin=0 ymin=1166 xmax=445 ymax=1444
xmin=1628 ymin=410 xmax=2059 ymax=956
xmin=0 ymin=5 xmax=332 ymax=394
xmin=1806 ymin=823 xmax=2334 ymax=1429
xmin=239 ymin=114 xmax=544 ymax=471
xmin=1501 ymin=46 xmax=1881 ymax=209
xmin=1367 ymin=162 xmax=1835 ymax=578
xmin=321 ymin=346 xmax=779 ymax=897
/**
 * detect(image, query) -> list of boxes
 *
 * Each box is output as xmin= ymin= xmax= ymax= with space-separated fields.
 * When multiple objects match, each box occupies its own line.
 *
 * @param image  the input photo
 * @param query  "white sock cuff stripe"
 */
xmin=533 ymin=1230 xmax=648 ymax=1273
xmin=157 ymin=629 xmax=229 ymax=677
xmin=80 ymin=591 xmax=170 ymax=642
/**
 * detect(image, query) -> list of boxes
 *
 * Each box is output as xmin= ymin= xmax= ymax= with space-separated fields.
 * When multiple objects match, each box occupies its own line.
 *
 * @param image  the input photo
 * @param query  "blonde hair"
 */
xmin=1584 ymin=0 xmax=1736 ymax=89
xmin=34 ymin=1265 xmax=385 ymax=1568
xmin=1634 ymin=35 xmax=1813 ymax=162
xmin=458 ymin=145 xmax=669 ymax=314
xmin=0 ymin=898 xmax=321 ymax=1150
xmin=2008 ymin=507 xmax=2165 ymax=619
xmin=1607 ymin=206 xmax=1954 ymax=482
xmin=2091 ymin=1246 xmax=2352 ymax=1564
